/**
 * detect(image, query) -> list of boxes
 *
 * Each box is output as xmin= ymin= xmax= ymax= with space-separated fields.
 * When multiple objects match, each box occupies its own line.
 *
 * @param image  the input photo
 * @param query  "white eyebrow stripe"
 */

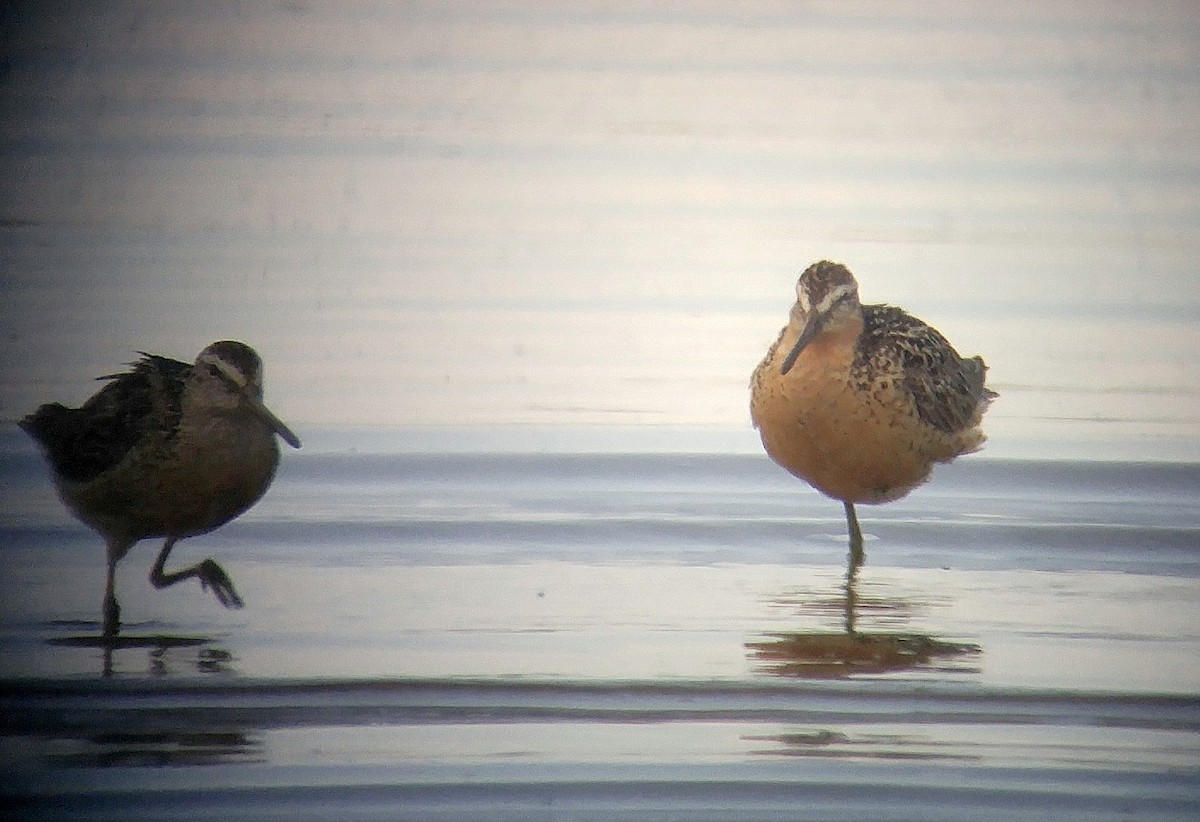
xmin=795 ymin=281 xmax=809 ymax=310
xmin=812 ymin=282 xmax=856 ymax=314
xmin=206 ymin=356 xmax=248 ymax=388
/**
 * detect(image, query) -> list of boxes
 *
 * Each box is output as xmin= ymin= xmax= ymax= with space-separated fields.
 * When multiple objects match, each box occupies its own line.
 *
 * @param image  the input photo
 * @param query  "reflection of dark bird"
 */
xmin=22 ymin=341 xmax=301 ymax=638
xmin=751 ymin=261 xmax=995 ymax=567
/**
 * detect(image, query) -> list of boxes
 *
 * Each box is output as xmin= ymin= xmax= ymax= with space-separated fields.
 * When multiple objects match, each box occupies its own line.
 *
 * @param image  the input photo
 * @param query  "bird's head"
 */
xmin=781 ymin=260 xmax=861 ymax=375
xmin=195 ymin=341 xmax=301 ymax=449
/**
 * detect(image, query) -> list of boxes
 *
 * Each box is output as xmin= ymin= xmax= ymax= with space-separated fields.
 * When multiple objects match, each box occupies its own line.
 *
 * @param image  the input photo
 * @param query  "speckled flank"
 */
xmin=751 ymin=261 xmax=994 ymax=507
xmin=853 ymin=304 xmax=992 ymax=439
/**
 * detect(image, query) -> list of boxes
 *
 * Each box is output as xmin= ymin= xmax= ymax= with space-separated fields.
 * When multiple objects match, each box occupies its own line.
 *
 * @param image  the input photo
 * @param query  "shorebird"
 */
xmin=21 ymin=340 xmax=301 ymax=638
xmin=751 ymin=261 xmax=995 ymax=568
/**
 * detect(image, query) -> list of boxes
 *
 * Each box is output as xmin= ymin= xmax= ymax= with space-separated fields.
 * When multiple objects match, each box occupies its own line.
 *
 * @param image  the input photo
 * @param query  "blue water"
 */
xmin=2 ymin=425 xmax=1199 ymax=819
xmin=5 ymin=426 xmax=1199 ymax=572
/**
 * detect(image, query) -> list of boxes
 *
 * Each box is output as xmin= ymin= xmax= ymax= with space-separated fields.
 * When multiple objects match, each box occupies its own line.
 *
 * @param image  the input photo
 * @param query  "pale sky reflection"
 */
xmin=2 ymin=2 xmax=1198 ymax=460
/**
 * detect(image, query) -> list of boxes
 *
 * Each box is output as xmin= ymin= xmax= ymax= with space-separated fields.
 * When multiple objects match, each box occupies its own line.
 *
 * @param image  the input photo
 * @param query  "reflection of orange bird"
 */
xmin=21 ymin=341 xmax=301 ymax=638
xmin=751 ymin=261 xmax=995 ymax=566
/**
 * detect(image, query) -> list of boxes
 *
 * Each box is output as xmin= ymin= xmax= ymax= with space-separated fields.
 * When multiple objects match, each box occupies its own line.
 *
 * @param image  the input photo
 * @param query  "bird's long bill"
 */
xmin=246 ymin=394 xmax=302 ymax=449
xmin=780 ymin=310 xmax=826 ymax=375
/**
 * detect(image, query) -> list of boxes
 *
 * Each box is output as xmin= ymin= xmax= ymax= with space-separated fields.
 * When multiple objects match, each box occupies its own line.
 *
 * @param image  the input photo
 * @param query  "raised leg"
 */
xmin=843 ymin=501 xmax=864 ymax=571
xmin=150 ymin=537 xmax=245 ymax=609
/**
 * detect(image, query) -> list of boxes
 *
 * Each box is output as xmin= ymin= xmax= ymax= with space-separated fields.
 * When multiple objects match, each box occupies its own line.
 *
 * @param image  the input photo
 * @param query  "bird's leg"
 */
xmin=843 ymin=542 xmax=861 ymax=636
xmin=843 ymin=501 xmax=865 ymax=571
xmin=837 ymin=502 xmax=865 ymax=635
xmin=844 ymin=556 xmax=864 ymax=633
xmin=102 ymin=547 xmax=120 ymax=639
xmin=150 ymin=537 xmax=245 ymax=609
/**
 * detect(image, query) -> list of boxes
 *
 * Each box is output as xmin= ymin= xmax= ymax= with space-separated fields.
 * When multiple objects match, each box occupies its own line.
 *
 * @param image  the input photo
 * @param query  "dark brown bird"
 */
xmin=21 ymin=340 xmax=301 ymax=638
xmin=751 ymin=261 xmax=995 ymax=567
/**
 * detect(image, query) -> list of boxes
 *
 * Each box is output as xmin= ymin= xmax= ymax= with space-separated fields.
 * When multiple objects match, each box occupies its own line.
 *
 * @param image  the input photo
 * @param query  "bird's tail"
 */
xmin=967 ymin=356 xmax=998 ymax=406
xmin=20 ymin=404 xmax=81 ymax=475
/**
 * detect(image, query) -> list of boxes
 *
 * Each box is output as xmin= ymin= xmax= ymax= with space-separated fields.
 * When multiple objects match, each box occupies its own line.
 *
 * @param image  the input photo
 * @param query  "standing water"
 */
xmin=2 ymin=3 xmax=1198 ymax=819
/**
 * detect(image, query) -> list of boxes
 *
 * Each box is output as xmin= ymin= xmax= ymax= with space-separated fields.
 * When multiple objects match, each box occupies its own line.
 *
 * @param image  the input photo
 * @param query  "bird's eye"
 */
xmin=207 ymin=363 xmax=222 ymax=378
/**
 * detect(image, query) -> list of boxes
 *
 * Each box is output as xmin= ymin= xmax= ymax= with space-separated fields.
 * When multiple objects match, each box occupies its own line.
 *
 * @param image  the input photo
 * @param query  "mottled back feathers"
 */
xmin=854 ymin=304 xmax=995 ymax=435
xmin=20 ymin=354 xmax=190 ymax=483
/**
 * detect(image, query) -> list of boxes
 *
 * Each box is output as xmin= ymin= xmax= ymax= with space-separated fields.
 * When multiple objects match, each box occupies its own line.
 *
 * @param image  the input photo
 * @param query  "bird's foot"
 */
xmin=197 ymin=559 xmax=245 ymax=609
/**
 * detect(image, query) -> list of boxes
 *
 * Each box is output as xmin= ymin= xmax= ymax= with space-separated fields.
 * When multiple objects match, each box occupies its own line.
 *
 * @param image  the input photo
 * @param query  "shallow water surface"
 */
xmin=1 ymin=427 xmax=1198 ymax=820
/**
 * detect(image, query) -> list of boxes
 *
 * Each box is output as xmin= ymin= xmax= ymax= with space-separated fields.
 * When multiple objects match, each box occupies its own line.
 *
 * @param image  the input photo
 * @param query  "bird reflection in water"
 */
xmin=747 ymin=557 xmax=980 ymax=678
xmin=48 ymin=628 xmax=235 ymax=678
xmin=45 ymin=728 xmax=260 ymax=769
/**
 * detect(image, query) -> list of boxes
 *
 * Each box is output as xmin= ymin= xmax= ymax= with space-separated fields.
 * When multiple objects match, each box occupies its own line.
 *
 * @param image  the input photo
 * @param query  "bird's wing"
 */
xmin=22 ymin=353 xmax=192 ymax=482
xmin=859 ymin=305 xmax=994 ymax=435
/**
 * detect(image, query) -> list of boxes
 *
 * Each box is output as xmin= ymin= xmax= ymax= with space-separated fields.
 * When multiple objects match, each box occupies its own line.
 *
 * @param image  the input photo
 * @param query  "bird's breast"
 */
xmin=751 ymin=323 xmax=934 ymax=504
